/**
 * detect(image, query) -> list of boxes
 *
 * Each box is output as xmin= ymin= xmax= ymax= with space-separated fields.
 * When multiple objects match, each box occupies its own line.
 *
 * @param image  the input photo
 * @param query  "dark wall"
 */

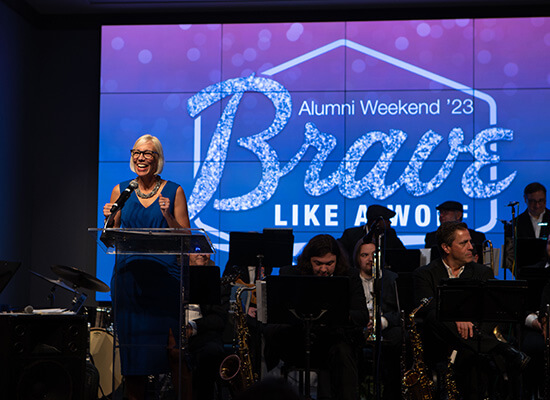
xmin=0 ymin=2 xmax=101 ymax=309
xmin=0 ymin=2 xmax=35 ymax=309
xmin=27 ymin=27 xmax=100 ymax=308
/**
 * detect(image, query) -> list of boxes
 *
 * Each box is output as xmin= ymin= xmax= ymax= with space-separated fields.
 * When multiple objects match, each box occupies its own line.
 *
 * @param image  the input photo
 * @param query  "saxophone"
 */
xmin=402 ymin=297 xmax=435 ymax=400
xmin=442 ymin=349 xmax=460 ymax=400
xmin=219 ymin=286 xmax=257 ymax=393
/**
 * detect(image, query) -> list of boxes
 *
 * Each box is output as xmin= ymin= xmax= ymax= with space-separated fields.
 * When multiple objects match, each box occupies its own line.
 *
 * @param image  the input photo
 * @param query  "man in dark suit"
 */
xmin=414 ymin=221 xmax=529 ymax=399
xmin=517 ymin=235 xmax=550 ymax=398
xmin=338 ymin=204 xmax=406 ymax=266
xmin=516 ymin=182 xmax=550 ymax=239
xmin=424 ymin=200 xmax=486 ymax=248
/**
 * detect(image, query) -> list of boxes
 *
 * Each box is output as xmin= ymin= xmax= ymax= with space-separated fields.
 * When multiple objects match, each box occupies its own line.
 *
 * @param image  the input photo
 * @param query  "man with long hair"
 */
xmin=266 ymin=234 xmax=369 ymax=400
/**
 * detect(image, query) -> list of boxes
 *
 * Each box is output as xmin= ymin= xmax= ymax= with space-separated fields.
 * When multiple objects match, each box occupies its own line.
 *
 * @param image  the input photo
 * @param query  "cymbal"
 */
xmin=51 ymin=265 xmax=110 ymax=293
xmin=30 ymin=270 xmax=77 ymax=293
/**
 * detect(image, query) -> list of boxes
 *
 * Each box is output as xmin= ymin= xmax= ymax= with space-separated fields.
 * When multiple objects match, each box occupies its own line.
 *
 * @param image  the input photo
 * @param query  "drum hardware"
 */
xmin=31 ymin=265 xmax=110 ymax=311
xmin=30 ymin=270 xmax=77 ymax=293
xmin=86 ymin=304 xmax=114 ymax=331
xmin=31 ymin=266 xmax=118 ymax=399
xmin=84 ymin=302 xmax=117 ymax=399
xmin=45 ymin=265 xmax=118 ymax=397
xmin=89 ymin=327 xmax=122 ymax=398
xmin=30 ymin=270 xmax=79 ymax=308
xmin=51 ymin=264 xmax=110 ymax=293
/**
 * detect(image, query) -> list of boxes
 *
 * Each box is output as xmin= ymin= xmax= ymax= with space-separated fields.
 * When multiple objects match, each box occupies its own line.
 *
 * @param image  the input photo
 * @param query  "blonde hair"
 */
xmin=129 ymin=134 xmax=165 ymax=175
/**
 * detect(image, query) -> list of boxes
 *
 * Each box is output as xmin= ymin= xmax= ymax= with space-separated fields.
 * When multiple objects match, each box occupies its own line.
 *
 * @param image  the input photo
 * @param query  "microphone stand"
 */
xmin=100 ymin=214 xmax=116 ymax=247
xmin=374 ymin=228 xmax=385 ymax=400
xmin=364 ymin=218 xmax=385 ymax=400
xmin=510 ymin=202 xmax=518 ymax=279
xmin=289 ymin=309 xmax=327 ymax=400
xmin=103 ymin=213 xmax=114 ymax=229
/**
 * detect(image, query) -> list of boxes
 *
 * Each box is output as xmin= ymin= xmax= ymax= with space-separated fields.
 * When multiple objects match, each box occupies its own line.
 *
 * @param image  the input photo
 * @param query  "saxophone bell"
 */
xmin=219 ymin=285 xmax=257 ymax=394
xmin=219 ymin=354 xmax=242 ymax=382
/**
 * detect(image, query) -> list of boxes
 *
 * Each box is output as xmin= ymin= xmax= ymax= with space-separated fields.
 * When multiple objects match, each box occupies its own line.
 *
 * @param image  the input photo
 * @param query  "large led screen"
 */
xmin=98 ymin=19 xmax=550 ymax=299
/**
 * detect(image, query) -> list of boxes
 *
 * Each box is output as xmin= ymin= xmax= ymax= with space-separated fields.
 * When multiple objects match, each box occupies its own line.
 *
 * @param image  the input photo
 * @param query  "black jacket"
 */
xmin=413 ymin=258 xmax=498 ymax=353
xmin=516 ymin=209 xmax=550 ymax=239
xmin=375 ymin=268 xmax=400 ymax=329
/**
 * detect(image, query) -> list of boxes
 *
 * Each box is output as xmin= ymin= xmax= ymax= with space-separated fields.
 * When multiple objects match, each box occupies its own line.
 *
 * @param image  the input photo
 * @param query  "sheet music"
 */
xmin=420 ymin=248 xmax=431 ymax=266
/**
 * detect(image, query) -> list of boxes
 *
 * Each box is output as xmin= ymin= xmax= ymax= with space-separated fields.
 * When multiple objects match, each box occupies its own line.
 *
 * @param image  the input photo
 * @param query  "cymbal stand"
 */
xmin=47 ymin=285 xmax=57 ymax=308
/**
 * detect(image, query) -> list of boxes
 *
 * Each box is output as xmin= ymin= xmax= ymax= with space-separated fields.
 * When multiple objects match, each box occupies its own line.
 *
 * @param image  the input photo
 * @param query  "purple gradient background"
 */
xmin=97 ymin=19 xmax=550 ymax=294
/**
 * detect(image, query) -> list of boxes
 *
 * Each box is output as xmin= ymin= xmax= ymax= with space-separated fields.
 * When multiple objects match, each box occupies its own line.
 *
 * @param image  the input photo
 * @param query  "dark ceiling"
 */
xmin=5 ymin=0 xmax=550 ymax=26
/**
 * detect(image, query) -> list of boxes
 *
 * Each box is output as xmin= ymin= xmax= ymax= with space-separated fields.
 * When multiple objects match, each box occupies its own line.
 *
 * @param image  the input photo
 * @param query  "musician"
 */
xmin=175 ymin=253 xmax=228 ymax=400
xmin=338 ymin=204 xmax=406 ymax=265
xmin=265 ymin=234 xmax=369 ymax=400
xmin=424 ymin=201 xmax=486 ymax=248
xmin=102 ymin=134 xmax=191 ymax=400
xmin=352 ymin=238 xmax=401 ymax=400
xmin=413 ymin=221 xmax=530 ymax=399
xmin=517 ymin=182 xmax=550 ymax=239
xmin=519 ymin=235 xmax=550 ymax=397
xmin=515 ymin=276 xmax=550 ymax=398
xmin=189 ymin=253 xmax=216 ymax=266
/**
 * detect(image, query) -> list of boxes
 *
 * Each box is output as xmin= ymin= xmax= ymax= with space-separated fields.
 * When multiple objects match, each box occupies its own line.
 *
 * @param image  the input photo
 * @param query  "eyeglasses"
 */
xmin=527 ymin=198 xmax=546 ymax=205
xmin=131 ymin=149 xmax=158 ymax=159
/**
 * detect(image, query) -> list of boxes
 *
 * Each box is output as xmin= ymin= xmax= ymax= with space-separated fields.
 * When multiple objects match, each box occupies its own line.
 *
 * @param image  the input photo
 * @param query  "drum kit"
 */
xmin=31 ymin=265 xmax=122 ymax=399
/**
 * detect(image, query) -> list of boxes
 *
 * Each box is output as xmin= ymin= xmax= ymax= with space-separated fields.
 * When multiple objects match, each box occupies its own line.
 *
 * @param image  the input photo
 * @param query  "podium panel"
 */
xmin=90 ymin=227 xmax=215 ymax=255
xmin=89 ymin=227 xmax=216 ymax=400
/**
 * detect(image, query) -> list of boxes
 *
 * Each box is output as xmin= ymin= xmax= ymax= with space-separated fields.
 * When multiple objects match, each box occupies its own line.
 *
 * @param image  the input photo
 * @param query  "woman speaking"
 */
xmin=103 ymin=134 xmax=190 ymax=400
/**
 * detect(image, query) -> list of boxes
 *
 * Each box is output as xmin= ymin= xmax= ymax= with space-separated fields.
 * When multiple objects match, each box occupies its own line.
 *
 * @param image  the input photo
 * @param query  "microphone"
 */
xmin=362 ymin=216 xmax=385 ymax=244
xmin=110 ymin=179 xmax=138 ymax=214
xmin=507 ymin=201 xmax=519 ymax=207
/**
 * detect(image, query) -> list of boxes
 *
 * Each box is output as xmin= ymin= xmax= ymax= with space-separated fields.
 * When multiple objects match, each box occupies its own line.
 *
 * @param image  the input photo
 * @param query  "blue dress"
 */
xmin=112 ymin=179 xmax=182 ymax=375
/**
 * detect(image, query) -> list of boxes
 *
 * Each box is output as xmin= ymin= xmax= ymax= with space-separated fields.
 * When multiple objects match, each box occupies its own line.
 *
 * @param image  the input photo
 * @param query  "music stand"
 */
xmin=262 ymin=228 xmax=295 ymax=269
xmin=437 ymin=279 xmax=527 ymax=356
xmin=266 ymin=275 xmax=350 ymax=399
xmin=437 ymin=279 xmax=528 ymax=324
xmin=228 ymin=231 xmax=262 ymax=268
xmin=516 ymin=267 xmax=550 ymax=312
xmin=187 ymin=265 xmax=221 ymax=305
xmin=228 ymin=230 xmax=294 ymax=278
xmin=385 ymin=249 xmax=421 ymax=273
xmin=0 ymin=261 xmax=21 ymax=296
xmin=516 ymin=238 xmax=547 ymax=270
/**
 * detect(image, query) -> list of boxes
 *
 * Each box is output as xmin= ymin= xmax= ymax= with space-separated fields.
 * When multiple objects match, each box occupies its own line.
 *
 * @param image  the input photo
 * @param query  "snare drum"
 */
xmin=85 ymin=303 xmax=114 ymax=330
xmin=89 ymin=328 xmax=122 ymax=397
xmin=93 ymin=307 xmax=113 ymax=330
